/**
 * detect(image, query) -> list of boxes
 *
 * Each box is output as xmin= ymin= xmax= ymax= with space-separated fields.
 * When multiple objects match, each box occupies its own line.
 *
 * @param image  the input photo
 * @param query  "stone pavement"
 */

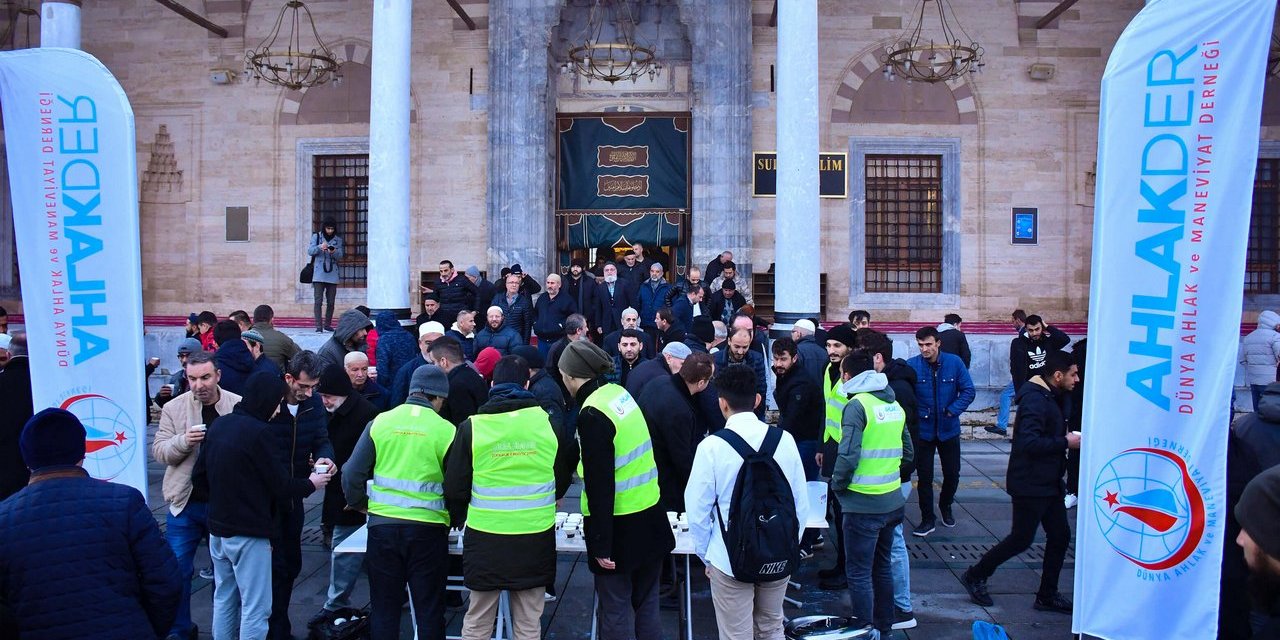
xmin=146 ymin=423 xmax=1075 ymax=640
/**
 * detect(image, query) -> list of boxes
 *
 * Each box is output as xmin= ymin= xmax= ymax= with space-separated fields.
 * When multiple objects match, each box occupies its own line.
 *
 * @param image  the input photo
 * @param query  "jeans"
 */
xmin=166 ymin=502 xmax=209 ymax=637
xmin=594 ymin=561 xmax=663 ymax=640
xmin=916 ymin=436 xmax=961 ymax=523
xmin=268 ymin=502 xmax=304 ymax=640
xmin=890 ymin=524 xmax=911 ymax=612
xmin=842 ymin=508 xmax=904 ymax=633
xmin=971 ymin=496 xmax=1070 ymax=598
xmin=366 ymin=523 xmax=449 ymax=640
xmin=325 ymin=524 xmax=366 ymax=611
xmin=210 ymin=535 xmax=273 ymax=640
xmin=997 ymin=382 xmax=1015 ymax=430
xmin=1251 ymin=384 xmax=1268 ymax=412
xmin=796 ymin=440 xmax=820 ymax=482
xmin=313 ymin=282 xmax=337 ymax=330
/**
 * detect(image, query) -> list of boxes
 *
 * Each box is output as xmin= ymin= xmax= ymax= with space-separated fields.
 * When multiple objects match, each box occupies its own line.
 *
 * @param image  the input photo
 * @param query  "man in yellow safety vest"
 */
xmin=443 ymin=355 xmax=577 ymax=640
xmin=559 ymin=339 xmax=674 ymax=640
xmin=832 ymin=351 xmax=913 ymax=638
xmin=342 ymin=364 xmax=455 ymax=640
xmin=817 ymin=323 xmax=858 ymax=590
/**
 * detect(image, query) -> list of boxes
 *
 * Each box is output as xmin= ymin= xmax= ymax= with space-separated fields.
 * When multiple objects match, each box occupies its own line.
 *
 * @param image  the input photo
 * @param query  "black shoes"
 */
xmin=891 ymin=606 xmax=918 ymax=630
xmin=818 ymin=574 xmax=848 ymax=590
xmin=1034 ymin=591 xmax=1073 ymax=614
xmin=912 ymin=520 xmax=936 ymax=537
xmin=941 ymin=506 xmax=956 ymax=528
xmin=984 ymin=426 xmax=1008 ymax=437
xmin=962 ymin=567 xmax=993 ymax=606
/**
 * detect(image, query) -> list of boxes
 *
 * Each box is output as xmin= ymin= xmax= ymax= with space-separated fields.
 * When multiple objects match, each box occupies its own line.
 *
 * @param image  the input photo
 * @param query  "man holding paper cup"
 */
xmin=152 ymin=350 xmax=240 ymax=640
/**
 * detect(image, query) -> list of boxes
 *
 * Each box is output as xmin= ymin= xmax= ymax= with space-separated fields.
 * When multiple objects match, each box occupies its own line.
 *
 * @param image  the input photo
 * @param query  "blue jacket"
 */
xmin=532 ymin=292 xmax=578 ymax=341
xmin=214 ymin=339 xmax=257 ymax=396
xmin=357 ymin=376 xmax=390 ymax=411
xmin=637 ymin=279 xmax=672 ymax=329
xmin=907 ymin=352 xmax=976 ymax=441
xmin=492 ymin=292 xmax=535 ymax=342
xmin=671 ymin=295 xmax=695 ymax=334
xmin=0 ymin=469 xmax=182 ymax=639
xmin=445 ymin=329 xmax=475 ymax=362
xmin=474 ymin=323 xmax=524 ymax=356
xmin=374 ymin=312 xmax=418 ymax=386
xmin=390 ymin=353 xmax=428 ymax=407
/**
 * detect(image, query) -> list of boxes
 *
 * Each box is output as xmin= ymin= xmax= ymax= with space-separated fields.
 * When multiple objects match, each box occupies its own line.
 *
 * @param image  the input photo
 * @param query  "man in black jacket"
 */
xmin=267 ymin=352 xmax=336 ymax=640
xmin=963 ymin=351 xmax=1080 ymax=614
xmin=443 ymin=356 xmax=577 ymax=640
xmin=564 ymin=258 xmax=597 ymax=324
xmin=603 ymin=307 xmax=654 ymax=359
xmin=429 ymin=336 xmax=488 ymax=426
xmin=772 ymin=337 xmax=823 ymax=481
xmin=310 ymin=366 xmax=381 ymax=629
xmin=1007 ymin=315 xmax=1071 ymax=402
xmin=421 ymin=260 xmax=477 ymax=330
xmin=194 ymin=372 xmax=332 ymax=640
xmin=0 ymin=332 xmax=32 ymax=500
xmin=595 ymin=263 xmax=638 ymax=337
xmin=936 ymin=314 xmax=972 ymax=369
xmin=533 ymin=274 xmax=578 ymax=360
xmin=637 ymin=352 xmax=713 ymax=512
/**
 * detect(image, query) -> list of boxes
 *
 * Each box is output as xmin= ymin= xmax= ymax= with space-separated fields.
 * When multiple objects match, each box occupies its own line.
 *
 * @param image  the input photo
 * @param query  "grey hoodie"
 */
xmin=832 ymin=370 xmax=914 ymax=514
xmin=317 ymin=309 xmax=372 ymax=369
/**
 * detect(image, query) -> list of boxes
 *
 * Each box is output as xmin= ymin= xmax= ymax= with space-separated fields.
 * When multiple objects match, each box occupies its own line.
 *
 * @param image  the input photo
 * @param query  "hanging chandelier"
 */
xmin=564 ymin=0 xmax=661 ymax=84
xmin=244 ymin=1 xmax=341 ymax=90
xmin=883 ymin=0 xmax=984 ymax=84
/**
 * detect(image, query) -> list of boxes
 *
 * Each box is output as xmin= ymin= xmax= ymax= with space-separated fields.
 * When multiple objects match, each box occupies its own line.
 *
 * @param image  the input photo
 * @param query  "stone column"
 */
xmin=678 ymin=0 xmax=753 ymax=285
xmin=367 ymin=0 xmax=413 ymax=317
xmin=487 ymin=0 xmax=561 ymax=281
xmin=772 ymin=0 xmax=819 ymax=326
xmin=41 ymin=0 xmax=81 ymax=49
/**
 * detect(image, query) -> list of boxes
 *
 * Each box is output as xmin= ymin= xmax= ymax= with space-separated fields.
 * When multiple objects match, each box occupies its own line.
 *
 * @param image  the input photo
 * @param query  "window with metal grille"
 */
xmin=312 ymin=154 xmax=369 ymax=286
xmin=1248 ymin=157 xmax=1280 ymax=294
xmin=864 ymin=155 xmax=943 ymax=293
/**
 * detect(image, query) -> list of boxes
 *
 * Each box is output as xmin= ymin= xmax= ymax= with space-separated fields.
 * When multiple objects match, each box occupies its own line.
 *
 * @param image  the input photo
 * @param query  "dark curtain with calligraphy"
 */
xmin=557 ymin=115 xmax=690 ymax=210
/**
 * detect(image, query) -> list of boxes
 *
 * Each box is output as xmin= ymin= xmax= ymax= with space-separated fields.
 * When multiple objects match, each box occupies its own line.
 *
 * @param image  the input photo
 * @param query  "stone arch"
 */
xmin=278 ymin=40 xmax=418 ymax=126
xmin=829 ymin=45 xmax=978 ymax=126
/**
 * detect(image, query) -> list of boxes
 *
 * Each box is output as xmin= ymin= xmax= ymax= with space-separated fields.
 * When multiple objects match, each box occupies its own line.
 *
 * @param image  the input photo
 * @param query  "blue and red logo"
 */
xmin=59 ymin=393 xmax=137 ymax=481
xmin=1093 ymin=447 xmax=1208 ymax=573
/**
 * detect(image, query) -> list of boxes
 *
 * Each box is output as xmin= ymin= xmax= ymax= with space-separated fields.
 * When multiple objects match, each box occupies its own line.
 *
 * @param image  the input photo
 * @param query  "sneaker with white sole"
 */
xmin=912 ymin=520 xmax=936 ymax=537
xmin=198 ymin=568 xmax=214 ymax=580
xmin=1064 ymin=494 xmax=1078 ymax=509
xmin=892 ymin=607 xmax=918 ymax=630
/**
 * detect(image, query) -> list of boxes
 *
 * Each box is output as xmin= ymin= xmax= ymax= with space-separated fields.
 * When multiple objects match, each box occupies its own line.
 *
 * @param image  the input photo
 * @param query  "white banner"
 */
xmin=1075 ymin=1 xmax=1274 ymax=637
xmin=0 ymin=49 xmax=147 ymax=497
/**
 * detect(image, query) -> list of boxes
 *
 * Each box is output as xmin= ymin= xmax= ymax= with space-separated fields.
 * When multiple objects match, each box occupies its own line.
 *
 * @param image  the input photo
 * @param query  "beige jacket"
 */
xmin=152 ymin=387 xmax=240 ymax=515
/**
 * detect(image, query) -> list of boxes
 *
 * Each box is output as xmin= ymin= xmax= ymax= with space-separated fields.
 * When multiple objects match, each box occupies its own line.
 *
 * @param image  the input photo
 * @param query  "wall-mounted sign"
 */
xmin=752 ymin=152 xmax=847 ymax=198
xmin=1012 ymin=207 xmax=1038 ymax=245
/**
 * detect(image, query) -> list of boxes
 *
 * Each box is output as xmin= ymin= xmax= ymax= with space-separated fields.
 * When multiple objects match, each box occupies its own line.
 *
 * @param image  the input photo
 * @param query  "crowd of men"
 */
xmin=1 ymin=265 xmax=1280 ymax=640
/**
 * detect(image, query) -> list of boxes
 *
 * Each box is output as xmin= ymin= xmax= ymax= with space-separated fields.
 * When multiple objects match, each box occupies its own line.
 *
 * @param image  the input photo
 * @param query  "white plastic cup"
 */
xmin=314 ymin=462 xmax=331 ymax=475
xmin=187 ymin=423 xmax=206 ymax=434
xmin=367 ymin=366 xmax=377 ymax=379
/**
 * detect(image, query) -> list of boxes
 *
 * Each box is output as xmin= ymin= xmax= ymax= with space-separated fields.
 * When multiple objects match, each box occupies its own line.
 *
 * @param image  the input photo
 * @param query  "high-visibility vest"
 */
xmin=824 ymin=363 xmax=850 ymax=444
xmin=368 ymin=403 xmax=455 ymax=525
xmin=468 ymin=407 xmax=558 ymax=535
xmin=848 ymin=393 xmax=906 ymax=495
xmin=577 ymin=384 xmax=660 ymax=516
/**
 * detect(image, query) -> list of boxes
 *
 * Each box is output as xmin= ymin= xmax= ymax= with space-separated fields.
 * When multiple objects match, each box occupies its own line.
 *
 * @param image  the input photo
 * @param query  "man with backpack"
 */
xmin=685 ymin=365 xmax=809 ymax=640
xmin=833 ymin=352 xmax=913 ymax=637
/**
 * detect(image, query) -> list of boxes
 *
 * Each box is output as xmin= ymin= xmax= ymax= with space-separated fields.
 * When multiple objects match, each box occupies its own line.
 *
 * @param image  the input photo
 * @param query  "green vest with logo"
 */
xmin=468 ymin=407 xmax=558 ymax=535
xmin=577 ymin=384 xmax=660 ymax=516
xmin=824 ymin=364 xmax=850 ymax=444
xmin=368 ymin=403 xmax=455 ymax=525
xmin=849 ymin=393 xmax=906 ymax=495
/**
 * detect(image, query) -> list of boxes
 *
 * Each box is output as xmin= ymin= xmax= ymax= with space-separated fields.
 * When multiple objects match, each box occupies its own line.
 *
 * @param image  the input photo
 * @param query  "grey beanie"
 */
xmin=177 ymin=338 xmax=203 ymax=355
xmin=465 ymin=265 xmax=481 ymax=278
xmin=409 ymin=364 xmax=450 ymax=398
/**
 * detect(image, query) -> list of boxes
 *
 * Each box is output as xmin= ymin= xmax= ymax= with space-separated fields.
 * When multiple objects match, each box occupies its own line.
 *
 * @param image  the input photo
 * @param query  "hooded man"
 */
xmin=212 ymin=320 xmax=256 ymax=396
xmin=374 ymin=310 xmax=418 ymax=389
xmin=833 ymin=352 xmax=913 ymax=637
xmin=308 ymin=217 xmax=344 ymax=332
xmin=194 ymin=372 xmax=333 ymax=640
xmin=1241 ymin=309 xmax=1280 ymax=410
xmin=443 ymin=356 xmax=577 ymax=640
xmin=0 ymin=409 xmax=182 ymax=640
xmin=318 ymin=308 xmax=374 ymax=370
xmin=559 ymin=340 xmax=674 ymax=639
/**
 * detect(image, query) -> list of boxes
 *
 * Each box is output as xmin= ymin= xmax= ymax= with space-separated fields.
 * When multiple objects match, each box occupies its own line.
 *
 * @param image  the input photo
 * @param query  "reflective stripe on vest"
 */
xmin=577 ymin=384 xmax=661 ymax=516
xmin=468 ymin=407 xmax=559 ymax=535
xmin=824 ymin=364 xmax=850 ymax=443
xmin=848 ymin=393 xmax=906 ymax=495
xmin=368 ymin=403 xmax=455 ymax=525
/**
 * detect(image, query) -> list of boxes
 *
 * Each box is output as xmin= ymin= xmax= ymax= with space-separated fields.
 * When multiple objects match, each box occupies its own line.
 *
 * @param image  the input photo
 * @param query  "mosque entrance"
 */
xmin=554 ymin=112 xmax=691 ymax=279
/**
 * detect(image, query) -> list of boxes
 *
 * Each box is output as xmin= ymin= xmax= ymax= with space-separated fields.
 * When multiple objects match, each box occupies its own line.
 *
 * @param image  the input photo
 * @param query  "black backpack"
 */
xmin=713 ymin=426 xmax=800 ymax=583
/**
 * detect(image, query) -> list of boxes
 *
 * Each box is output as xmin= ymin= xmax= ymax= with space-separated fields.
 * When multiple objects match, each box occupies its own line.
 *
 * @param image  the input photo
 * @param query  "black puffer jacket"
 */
xmin=637 ymin=373 xmax=700 ymax=511
xmin=443 ymin=386 xmax=577 ymax=591
xmin=1006 ymin=379 xmax=1071 ymax=497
